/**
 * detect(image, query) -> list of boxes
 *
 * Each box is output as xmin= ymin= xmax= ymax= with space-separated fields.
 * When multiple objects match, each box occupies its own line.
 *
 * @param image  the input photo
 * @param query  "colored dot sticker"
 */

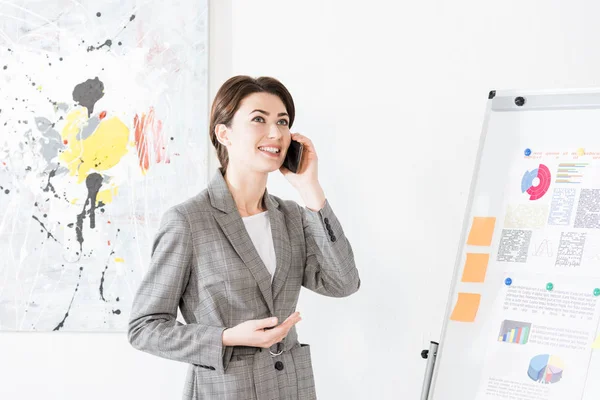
xmin=546 ymin=282 xmax=554 ymax=291
xmin=594 ymin=288 xmax=600 ymax=297
xmin=524 ymin=148 xmax=532 ymax=156
xmin=505 ymin=278 xmax=512 ymax=286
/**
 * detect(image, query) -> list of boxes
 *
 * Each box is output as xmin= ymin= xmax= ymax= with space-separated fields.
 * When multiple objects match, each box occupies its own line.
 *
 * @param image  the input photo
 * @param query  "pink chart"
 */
xmin=521 ymin=164 xmax=551 ymax=200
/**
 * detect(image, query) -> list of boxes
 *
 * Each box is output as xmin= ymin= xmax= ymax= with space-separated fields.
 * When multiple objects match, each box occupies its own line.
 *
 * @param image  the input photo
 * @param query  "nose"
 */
xmin=268 ymin=123 xmax=285 ymax=139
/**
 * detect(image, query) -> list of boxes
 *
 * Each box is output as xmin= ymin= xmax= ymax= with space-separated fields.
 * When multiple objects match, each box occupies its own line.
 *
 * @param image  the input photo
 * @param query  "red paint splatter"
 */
xmin=99 ymin=111 xmax=107 ymax=120
xmin=107 ymin=220 xmax=111 ymax=224
xmin=133 ymin=107 xmax=169 ymax=172
xmin=108 ymin=240 xmax=111 ymax=246
xmin=63 ymin=139 xmax=68 ymax=145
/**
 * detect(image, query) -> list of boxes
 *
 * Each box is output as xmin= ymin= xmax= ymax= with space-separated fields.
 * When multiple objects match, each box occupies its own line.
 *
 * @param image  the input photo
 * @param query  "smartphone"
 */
xmin=283 ymin=140 xmax=304 ymax=173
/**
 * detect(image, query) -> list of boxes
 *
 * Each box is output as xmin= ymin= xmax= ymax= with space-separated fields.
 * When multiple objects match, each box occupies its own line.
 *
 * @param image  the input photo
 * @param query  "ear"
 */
xmin=215 ymin=124 xmax=230 ymax=146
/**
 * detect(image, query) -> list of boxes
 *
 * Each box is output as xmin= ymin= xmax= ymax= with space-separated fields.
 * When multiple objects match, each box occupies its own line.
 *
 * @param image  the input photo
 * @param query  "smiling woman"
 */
xmin=209 ymin=76 xmax=295 ymax=174
xmin=127 ymin=75 xmax=361 ymax=400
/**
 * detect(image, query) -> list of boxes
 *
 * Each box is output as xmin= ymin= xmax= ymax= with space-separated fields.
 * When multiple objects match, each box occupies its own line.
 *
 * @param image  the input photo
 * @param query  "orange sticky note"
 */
xmin=467 ymin=217 xmax=496 ymax=246
xmin=450 ymin=293 xmax=481 ymax=322
xmin=461 ymin=253 xmax=490 ymax=283
xmin=593 ymin=336 xmax=600 ymax=349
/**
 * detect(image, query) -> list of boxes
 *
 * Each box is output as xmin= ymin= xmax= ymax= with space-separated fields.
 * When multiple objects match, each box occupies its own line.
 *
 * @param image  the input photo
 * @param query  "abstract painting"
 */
xmin=0 ymin=0 xmax=209 ymax=331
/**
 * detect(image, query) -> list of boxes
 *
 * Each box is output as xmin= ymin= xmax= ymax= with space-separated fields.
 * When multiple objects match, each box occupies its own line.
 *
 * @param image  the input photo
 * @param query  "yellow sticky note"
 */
xmin=593 ymin=336 xmax=600 ymax=349
xmin=450 ymin=293 xmax=481 ymax=322
xmin=467 ymin=217 xmax=496 ymax=246
xmin=461 ymin=253 xmax=490 ymax=283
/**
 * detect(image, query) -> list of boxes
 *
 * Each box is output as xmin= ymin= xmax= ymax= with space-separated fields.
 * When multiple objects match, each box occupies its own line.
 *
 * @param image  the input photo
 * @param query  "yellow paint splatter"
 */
xmin=577 ymin=148 xmax=585 ymax=156
xmin=60 ymin=109 xmax=130 ymax=184
xmin=97 ymin=185 xmax=119 ymax=205
xmin=115 ymin=257 xmax=125 ymax=263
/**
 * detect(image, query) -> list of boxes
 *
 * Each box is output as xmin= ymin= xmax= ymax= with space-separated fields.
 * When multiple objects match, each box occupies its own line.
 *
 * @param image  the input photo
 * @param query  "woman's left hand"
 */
xmin=280 ymin=133 xmax=326 ymax=211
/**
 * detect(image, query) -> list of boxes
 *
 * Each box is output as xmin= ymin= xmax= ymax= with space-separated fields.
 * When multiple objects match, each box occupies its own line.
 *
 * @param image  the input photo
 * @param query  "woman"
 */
xmin=127 ymin=75 xmax=361 ymax=400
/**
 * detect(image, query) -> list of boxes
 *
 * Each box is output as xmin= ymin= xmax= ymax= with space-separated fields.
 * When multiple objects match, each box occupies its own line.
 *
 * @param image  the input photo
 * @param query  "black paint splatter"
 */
xmin=72 ymin=77 xmax=104 ymax=116
xmin=32 ymin=215 xmax=59 ymax=243
xmin=86 ymin=39 xmax=113 ymax=53
xmin=112 ymin=309 xmax=121 ymax=315
xmin=53 ymin=267 xmax=84 ymax=331
xmin=42 ymin=168 xmax=60 ymax=200
xmin=75 ymin=173 xmax=103 ymax=253
xmin=96 ymin=12 xmax=101 ymax=17
xmin=99 ymin=229 xmax=120 ymax=301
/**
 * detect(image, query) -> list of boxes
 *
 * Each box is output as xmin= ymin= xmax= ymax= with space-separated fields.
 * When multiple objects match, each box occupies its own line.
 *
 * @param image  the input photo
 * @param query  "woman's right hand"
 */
xmin=222 ymin=312 xmax=302 ymax=348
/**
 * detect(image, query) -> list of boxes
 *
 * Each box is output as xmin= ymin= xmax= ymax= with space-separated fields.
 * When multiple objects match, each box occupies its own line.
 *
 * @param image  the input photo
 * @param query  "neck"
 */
xmin=223 ymin=164 xmax=268 ymax=216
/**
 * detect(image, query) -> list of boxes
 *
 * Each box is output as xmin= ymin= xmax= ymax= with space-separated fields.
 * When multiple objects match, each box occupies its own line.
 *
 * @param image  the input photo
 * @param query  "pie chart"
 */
xmin=521 ymin=164 xmax=551 ymax=200
xmin=527 ymin=354 xmax=564 ymax=384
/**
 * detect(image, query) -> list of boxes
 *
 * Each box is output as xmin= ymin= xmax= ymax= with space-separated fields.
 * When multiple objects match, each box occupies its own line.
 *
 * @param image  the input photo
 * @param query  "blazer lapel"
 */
xmin=264 ymin=193 xmax=292 ymax=301
xmin=208 ymin=168 xmax=293 ymax=312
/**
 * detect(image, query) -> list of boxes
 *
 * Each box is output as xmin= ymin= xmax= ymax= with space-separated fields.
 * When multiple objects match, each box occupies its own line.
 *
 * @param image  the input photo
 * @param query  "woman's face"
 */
xmin=224 ymin=92 xmax=292 ymax=173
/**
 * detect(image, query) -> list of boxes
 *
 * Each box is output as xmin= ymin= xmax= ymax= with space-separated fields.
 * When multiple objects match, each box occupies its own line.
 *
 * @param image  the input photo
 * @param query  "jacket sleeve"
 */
xmin=127 ymin=207 xmax=229 ymax=373
xmin=300 ymin=199 xmax=361 ymax=297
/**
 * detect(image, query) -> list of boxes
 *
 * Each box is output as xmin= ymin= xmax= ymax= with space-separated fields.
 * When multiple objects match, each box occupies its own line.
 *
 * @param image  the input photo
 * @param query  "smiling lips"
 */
xmin=258 ymin=146 xmax=281 ymax=158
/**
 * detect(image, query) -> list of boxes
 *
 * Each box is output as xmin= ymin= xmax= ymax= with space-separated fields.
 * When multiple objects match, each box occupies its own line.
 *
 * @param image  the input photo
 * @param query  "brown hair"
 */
xmin=209 ymin=75 xmax=295 ymax=172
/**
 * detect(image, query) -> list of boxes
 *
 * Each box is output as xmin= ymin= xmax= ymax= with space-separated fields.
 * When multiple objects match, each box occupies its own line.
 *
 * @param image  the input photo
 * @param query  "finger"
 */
xmin=264 ymin=313 xmax=301 ymax=339
xmin=290 ymin=134 xmax=316 ymax=157
xmin=279 ymin=312 xmax=302 ymax=331
xmin=291 ymin=133 xmax=312 ymax=146
xmin=264 ymin=322 xmax=298 ymax=345
xmin=255 ymin=316 xmax=278 ymax=330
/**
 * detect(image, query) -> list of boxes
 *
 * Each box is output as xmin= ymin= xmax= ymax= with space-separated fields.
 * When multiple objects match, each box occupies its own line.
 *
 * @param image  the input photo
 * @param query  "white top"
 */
xmin=241 ymin=211 xmax=276 ymax=282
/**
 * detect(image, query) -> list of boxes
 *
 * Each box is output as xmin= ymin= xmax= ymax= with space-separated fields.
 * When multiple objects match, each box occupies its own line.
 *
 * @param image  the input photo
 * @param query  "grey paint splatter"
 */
xmin=76 ymin=116 xmax=100 ymax=141
xmin=35 ymin=116 xmax=65 ymax=171
xmin=72 ymin=77 xmax=104 ymax=116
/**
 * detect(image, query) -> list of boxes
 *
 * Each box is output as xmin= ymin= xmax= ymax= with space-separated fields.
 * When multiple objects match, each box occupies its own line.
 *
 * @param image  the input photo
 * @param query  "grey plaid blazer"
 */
xmin=128 ymin=168 xmax=360 ymax=400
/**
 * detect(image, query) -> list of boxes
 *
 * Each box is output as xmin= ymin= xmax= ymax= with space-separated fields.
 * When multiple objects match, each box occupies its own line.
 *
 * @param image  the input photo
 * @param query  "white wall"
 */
xmin=5 ymin=1 xmax=600 ymax=399
xmin=219 ymin=0 xmax=600 ymax=399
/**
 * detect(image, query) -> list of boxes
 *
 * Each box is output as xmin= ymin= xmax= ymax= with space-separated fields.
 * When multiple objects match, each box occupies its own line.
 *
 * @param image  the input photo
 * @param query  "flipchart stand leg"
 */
xmin=420 ymin=341 xmax=439 ymax=400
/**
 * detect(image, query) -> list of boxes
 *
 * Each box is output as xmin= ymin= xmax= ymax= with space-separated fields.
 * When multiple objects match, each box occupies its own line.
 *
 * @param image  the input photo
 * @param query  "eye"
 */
xmin=277 ymin=119 xmax=289 ymax=126
xmin=252 ymin=116 xmax=265 ymax=123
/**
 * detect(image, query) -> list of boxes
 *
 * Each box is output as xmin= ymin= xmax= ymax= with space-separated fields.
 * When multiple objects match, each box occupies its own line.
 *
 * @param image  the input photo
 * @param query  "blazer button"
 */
xmin=330 ymin=235 xmax=337 ymax=242
xmin=274 ymin=361 xmax=284 ymax=371
xmin=324 ymin=218 xmax=330 ymax=224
